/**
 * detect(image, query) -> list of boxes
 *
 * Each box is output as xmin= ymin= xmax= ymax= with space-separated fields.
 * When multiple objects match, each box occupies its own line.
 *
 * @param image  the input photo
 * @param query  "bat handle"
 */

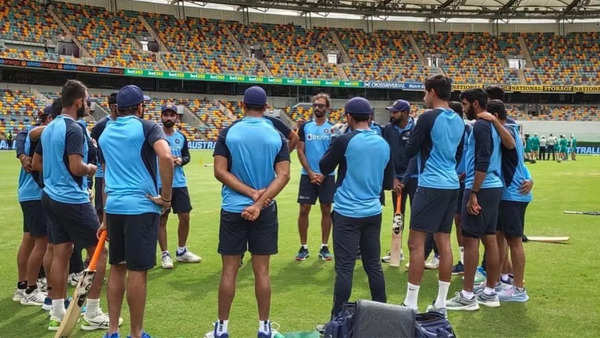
xmin=88 ymin=230 xmax=107 ymax=271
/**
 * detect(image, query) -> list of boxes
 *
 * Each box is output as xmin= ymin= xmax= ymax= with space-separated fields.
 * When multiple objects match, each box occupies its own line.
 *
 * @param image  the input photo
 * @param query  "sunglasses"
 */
xmin=313 ymin=103 xmax=327 ymax=109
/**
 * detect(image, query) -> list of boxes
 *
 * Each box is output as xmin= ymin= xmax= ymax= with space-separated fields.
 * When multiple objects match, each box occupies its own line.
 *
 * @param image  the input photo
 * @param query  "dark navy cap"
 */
xmin=386 ymin=99 xmax=410 ymax=112
xmin=117 ymin=85 xmax=150 ymax=108
xmin=161 ymin=104 xmax=178 ymax=114
xmin=243 ymin=86 xmax=267 ymax=106
xmin=344 ymin=97 xmax=373 ymax=115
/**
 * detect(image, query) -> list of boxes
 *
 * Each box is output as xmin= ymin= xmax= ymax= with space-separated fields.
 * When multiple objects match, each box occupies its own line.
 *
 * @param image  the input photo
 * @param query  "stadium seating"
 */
xmin=413 ymin=32 xmax=521 ymax=84
xmin=144 ymin=14 xmax=264 ymax=76
xmin=229 ymin=23 xmax=339 ymax=79
xmin=523 ymin=32 xmax=600 ymax=85
xmin=0 ymin=0 xmax=61 ymax=43
xmin=335 ymin=28 xmax=425 ymax=83
xmin=53 ymin=2 xmax=159 ymax=69
xmin=0 ymin=89 xmax=47 ymax=138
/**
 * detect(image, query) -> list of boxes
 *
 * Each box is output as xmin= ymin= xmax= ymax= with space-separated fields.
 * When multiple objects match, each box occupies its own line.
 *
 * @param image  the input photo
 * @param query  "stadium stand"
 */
xmin=53 ymin=2 xmax=159 ymax=69
xmin=229 ymin=23 xmax=339 ymax=79
xmin=523 ymin=32 xmax=600 ymax=85
xmin=144 ymin=14 xmax=264 ymax=76
xmin=336 ymin=28 xmax=425 ymax=83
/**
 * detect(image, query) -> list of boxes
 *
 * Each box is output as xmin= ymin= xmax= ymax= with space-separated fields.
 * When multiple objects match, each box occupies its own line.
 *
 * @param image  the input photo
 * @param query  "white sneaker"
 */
xmin=81 ymin=310 xmax=123 ymax=331
xmin=37 ymin=278 xmax=48 ymax=292
xmin=162 ymin=253 xmax=174 ymax=269
xmin=425 ymin=255 xmax=440 ymax=270
xmin=20 ymin=289 xmax=47 ymax=306
xmin=176 ymin=249 xmax=202 ymax=263
xmin=12 ymin=288 xmax=25 ymax=302
xmin=68 ymin=272 xmax=82 ymax=286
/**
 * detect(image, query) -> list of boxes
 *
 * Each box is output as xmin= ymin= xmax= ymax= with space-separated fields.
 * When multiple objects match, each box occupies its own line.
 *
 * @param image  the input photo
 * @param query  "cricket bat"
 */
xmin=564 ymin=210 xmax=600 ymax=216
xmin=389 ymin=194 xmax=404 ymax=267
xmin=526 ymin=236 xmax=570 ymax=243
xmin=55 ymin=230 xmax=107 ymax=338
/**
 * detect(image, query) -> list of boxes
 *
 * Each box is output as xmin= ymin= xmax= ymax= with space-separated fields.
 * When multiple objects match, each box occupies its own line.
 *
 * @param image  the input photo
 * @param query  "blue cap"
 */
xmin=243 ymin=86 xmax=267 ymax=106
xmin=344 ymin=97 xmax=373 ymax=115
xmin=117 ymin=85 xmax=150 ymax=109
xmin=386 ymin=99 xmax=410 ymax=112
xmin=161 ymin=104 xmax=178 ymax=114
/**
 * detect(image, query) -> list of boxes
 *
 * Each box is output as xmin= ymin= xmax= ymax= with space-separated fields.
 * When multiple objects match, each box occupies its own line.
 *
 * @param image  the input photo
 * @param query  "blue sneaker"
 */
xmin=104 ymin=333 xmax=120 ymax=338
xmin=474 ymin=266 xmax=487 ymax=284
xmin=318 ymin=246 xmax=333 ymax=261
xmin=257 ymin=321 xmax=282 ymax=338
xmin=204 ymin=321 xmax=229 ymax=338
xmin=295 ymin=247 xmax=309 ymax=261
xmin=498 ymin=286 xmax=529 ymax=302
xmin=42 ymin=296 xmax=52 ymax=311
xmin=451 ymin=262 xmax=464 ymax=275
xmin=128 ymin=332 xmax=151 ymax=338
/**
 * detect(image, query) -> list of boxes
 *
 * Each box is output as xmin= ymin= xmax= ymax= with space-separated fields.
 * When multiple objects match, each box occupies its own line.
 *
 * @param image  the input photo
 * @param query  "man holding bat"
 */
xmin=403 ymin=75 xmax=465 ymax=316
xmin=32 ymin=80 xmax=110 ymax=332
xmin=99 ymin=85 xmax=173 ymax=338
xmin=381 ymin=99 xmax=414 ymax=265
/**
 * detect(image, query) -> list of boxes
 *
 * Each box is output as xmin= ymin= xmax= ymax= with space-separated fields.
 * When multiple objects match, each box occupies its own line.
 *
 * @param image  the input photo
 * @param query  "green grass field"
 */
xmin=0 ymin=150 xmax=599 ymax=337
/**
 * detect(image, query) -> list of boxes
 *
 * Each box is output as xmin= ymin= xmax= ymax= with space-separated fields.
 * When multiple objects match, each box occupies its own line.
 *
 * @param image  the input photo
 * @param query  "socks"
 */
xmin=51 ymin=299 xmax=66 ymax=320
xmin=459 ymin=246 xmax=464 ymax=264
xmin=501 ymin=274 xmax=511 ymax=283
xmin=162 ymin=250 xmax=170 ymax=257
xmin=215 ymin=320 xmax=228 ymax=334
xmin=258 ymin=320 xmax=271 ymax=334
xmin=86 ymin=298 xmax=100 ymax=318
xmin=301 ymin=244 xmax=308 ymax=250
xmin=17 ymin=281 xmax=27 ymax=290
xmin=321 ymin=243 xmax=328 ymax=248
xmin=435 ymin=281 xmax=451 ymax=309
xmin=25 ymin=285 xmax=37 ymax=294
xmin=484 ymin=287 xmax=495 ymax=295
xmin=177 ymin=247 xmax=187 ymax=255
xmin=404 ymin=282 xmax=420 ymax=310
xmin=461 ymin=290 xmax=474 ymax=299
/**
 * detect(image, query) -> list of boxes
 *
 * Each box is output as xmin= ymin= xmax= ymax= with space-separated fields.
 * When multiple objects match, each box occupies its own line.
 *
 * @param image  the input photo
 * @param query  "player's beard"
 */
xmin=467 ymin=107 xmax=477 ymax=121
xmin=76 ymin=106 xmax=86 ymax=119
xmin=163 ymin=120 xmax=175 ymax=128
xmin=314 ymin=110 xmax=326 ymax=118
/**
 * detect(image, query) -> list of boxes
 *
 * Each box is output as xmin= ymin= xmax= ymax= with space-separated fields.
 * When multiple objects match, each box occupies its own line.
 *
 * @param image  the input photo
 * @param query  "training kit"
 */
xmin=55 ymin=231 xmax=107 ymax=338
xmin=389 ymin=194 xmax=404 ymax=267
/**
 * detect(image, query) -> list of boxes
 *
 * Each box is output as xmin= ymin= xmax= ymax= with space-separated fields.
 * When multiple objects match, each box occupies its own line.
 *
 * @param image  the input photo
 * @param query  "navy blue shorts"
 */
xmin=218 ymin=202 xmax=278 ymax=256
xmin=461 ymin=188 xmax=503 ymax=238
xmin=297 ymin=174 xmax=335 ymax=205
xmin=106 ymin=213 xmax=159 ymax=271
xmin=457 ymin=181 xmax=465 ymax=215
xmin=94 ymin=177 xmax=104 ymax=216
xmin=20 ymin=200 xmax=48 ymax=237
xmin=161 ymin=187 xmax=192 ymax=214
xmin=497 ymin=201 xmax=528 ymax=238
xmin=410 ymin=187 xmax=459 ymax=234
xmin=42 ymin=193 xmax=99 ymax=248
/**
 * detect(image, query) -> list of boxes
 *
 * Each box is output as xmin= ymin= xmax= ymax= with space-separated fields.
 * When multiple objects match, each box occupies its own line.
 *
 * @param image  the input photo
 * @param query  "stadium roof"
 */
xmin=164 ymin=0 xmax=600 ymax=20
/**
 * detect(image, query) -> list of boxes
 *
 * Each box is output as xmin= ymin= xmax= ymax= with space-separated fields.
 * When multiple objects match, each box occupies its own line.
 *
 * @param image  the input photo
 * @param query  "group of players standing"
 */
xmin=13 ymin=74 xmax=534 ymax=338
xmin=524 ymin=133 xmax=577 ymax=162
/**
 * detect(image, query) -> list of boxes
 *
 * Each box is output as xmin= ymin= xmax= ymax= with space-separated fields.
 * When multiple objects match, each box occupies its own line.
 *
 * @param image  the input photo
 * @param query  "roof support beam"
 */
xmin=562 ymin=0 xmax=586 ymax=17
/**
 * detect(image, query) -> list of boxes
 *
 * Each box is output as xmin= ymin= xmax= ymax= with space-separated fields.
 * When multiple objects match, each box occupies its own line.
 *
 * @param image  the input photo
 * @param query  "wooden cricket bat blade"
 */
xmin=389 ymin=195 xmax=404 ymax=267
xmin=54 ymin=231 xmax=107 ymax=338
xmin=526 ymin=236 xmax=570 ymax=243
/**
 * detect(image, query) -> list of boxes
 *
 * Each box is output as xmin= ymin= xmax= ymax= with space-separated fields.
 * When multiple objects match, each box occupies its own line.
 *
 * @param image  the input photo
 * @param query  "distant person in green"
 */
xmin=530 ymin=134 xmax=540 ymax=161
xmin=570 ymin=134 xmax=577 ymax=161
xmin=539 ymin=135 xmax=547 ymax=161
xmin=559 ymin=135 xmax=569 ymax=161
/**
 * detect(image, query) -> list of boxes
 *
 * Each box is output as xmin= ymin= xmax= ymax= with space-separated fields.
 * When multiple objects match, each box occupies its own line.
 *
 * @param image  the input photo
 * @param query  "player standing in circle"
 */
xmin=158 ymin=104 xmax=201 ymax=269
xmin=295 ymin=93 xmax=335 ymax=262
xmin=208 ymin=86 xmax=290 ymax=338
xmin=402 ymin=75 xmax=465 ymax=316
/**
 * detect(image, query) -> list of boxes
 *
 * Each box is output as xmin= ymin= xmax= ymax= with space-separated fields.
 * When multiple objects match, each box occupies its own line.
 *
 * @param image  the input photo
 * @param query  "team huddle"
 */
xmin=13 ymin=75 xmax=533 ymax=338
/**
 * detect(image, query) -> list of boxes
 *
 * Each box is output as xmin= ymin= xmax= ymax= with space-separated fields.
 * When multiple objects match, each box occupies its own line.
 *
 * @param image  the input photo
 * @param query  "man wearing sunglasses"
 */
xmin=295 ymin=93 xmax=336 ymax=262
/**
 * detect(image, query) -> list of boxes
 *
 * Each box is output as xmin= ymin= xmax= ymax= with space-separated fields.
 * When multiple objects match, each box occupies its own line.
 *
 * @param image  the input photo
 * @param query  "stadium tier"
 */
xmin=1 ymin=1 xmax=600 ymax=86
